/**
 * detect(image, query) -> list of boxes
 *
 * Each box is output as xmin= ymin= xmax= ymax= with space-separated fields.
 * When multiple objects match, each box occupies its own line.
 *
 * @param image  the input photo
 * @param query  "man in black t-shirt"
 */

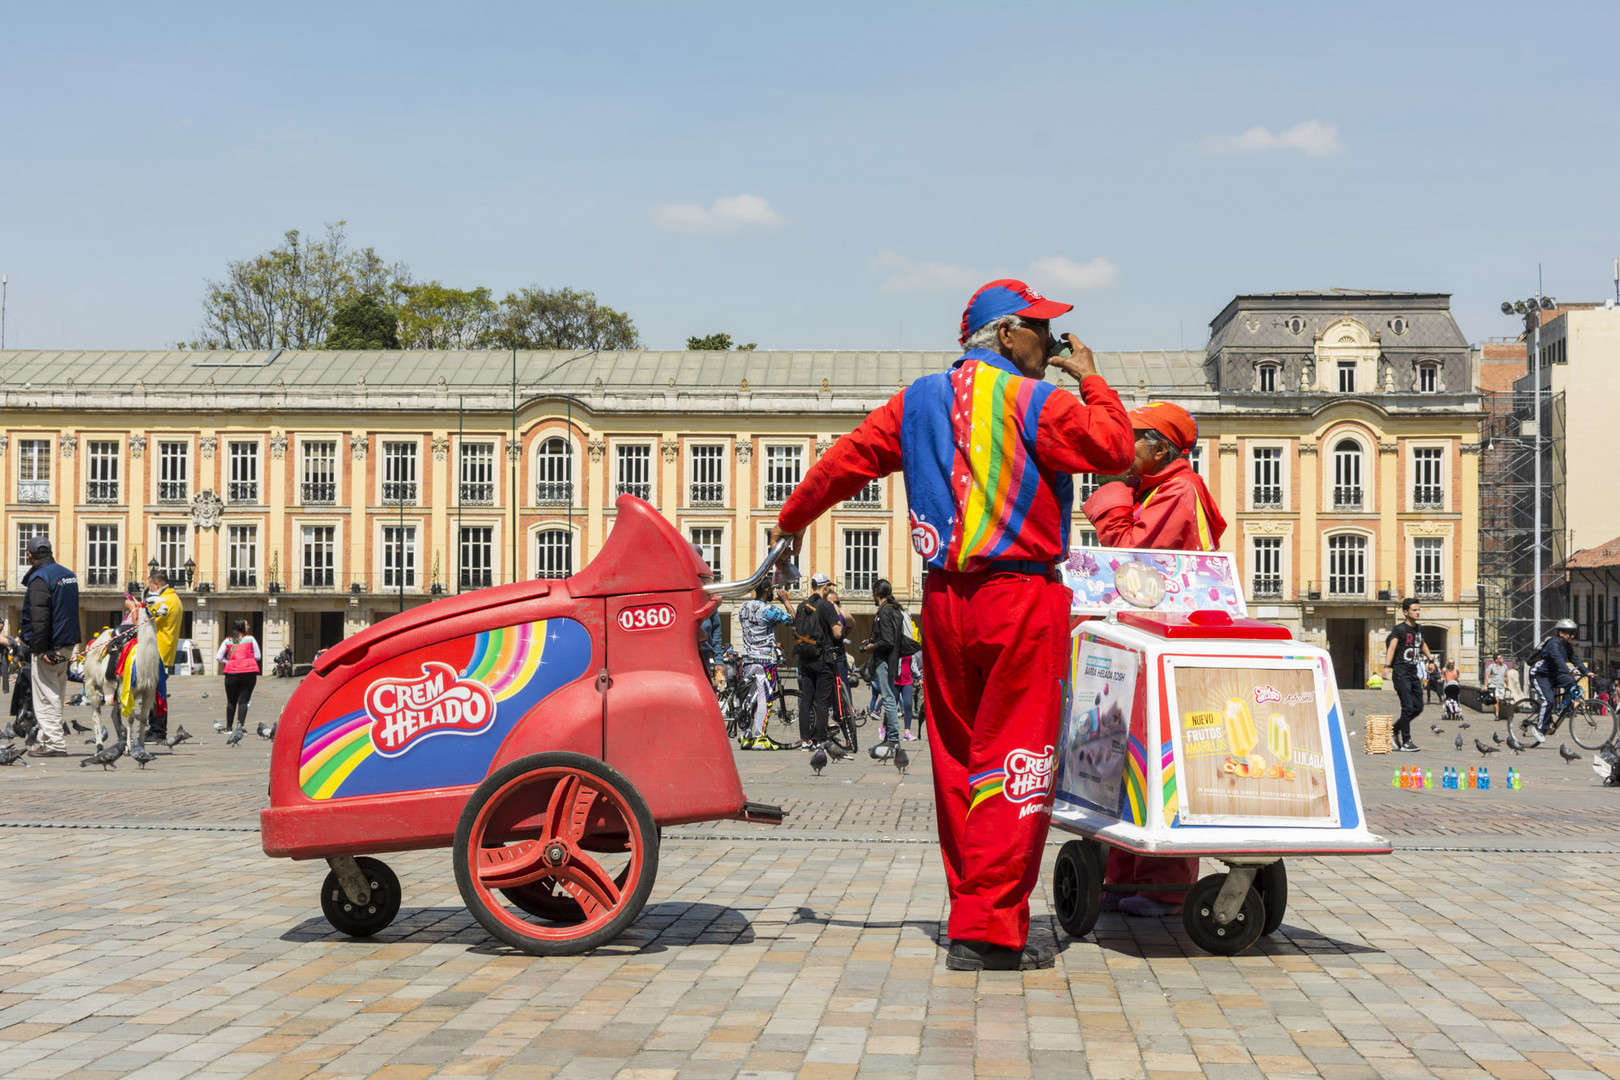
xmin=793 ymin=572 xmax=842 ymax=748
xmin=1382 ymin=597 xmax=1434 ymax=752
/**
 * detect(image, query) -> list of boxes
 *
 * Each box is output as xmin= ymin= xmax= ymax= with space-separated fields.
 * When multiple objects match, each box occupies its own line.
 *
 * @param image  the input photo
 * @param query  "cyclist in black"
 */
xmin=1528 ymin=618 xmax=1590 ymax=745
xmin=1382 ymin=597 xmax=1434 ymax=752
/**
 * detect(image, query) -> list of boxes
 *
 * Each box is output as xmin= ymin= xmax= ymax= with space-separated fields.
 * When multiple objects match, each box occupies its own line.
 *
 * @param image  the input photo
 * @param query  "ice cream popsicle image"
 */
xmin=1267 ymin=713 xmax=1290 ymax=762
xmin=1225 ymin=698 xmax=1258 ymax=757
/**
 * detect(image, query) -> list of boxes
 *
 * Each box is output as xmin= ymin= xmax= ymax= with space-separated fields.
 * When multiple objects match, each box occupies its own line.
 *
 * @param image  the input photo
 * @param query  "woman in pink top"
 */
xmin=214 ymin=620 xmax=261 ymax=739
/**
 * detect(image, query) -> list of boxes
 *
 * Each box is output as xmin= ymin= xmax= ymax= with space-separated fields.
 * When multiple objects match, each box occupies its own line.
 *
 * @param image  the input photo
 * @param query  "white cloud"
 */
xmin=1202 ymin=119 xmax=1344 ymax=158
xmin=873 ymin=251 xmax=1118 ymax=293
xmin=650 ymin=194 xmax=785 ymax=233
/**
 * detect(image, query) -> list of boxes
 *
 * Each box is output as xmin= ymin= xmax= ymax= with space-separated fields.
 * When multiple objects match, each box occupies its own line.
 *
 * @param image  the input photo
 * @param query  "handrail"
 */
xmin=706 ymin=538 xmax=793 ymax=599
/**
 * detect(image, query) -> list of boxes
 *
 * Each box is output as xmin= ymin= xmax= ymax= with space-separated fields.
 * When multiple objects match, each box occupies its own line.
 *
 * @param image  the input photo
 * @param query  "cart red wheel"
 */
xmin=320 ymin=856 xmax=402 ymax=938
xmin=1052 ymin=839 xmax=1102 ymax=939
xmin=453 ymin=752 xmax=658 ymax=956
xmin=1182 ymin=873 xmax=1264 ymax=956
xmin=1256 ymin=861 xmax=1287 ymax=936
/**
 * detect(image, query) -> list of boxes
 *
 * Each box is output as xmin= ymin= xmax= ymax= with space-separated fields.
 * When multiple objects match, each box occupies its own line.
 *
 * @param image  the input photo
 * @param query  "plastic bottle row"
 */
xmin=1392 ymin=765 xmax=1523 ymax=790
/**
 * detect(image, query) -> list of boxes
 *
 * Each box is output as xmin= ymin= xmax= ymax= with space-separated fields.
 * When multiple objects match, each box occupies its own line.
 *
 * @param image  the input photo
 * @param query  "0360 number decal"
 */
xmin=617 ymin=603 xmax=677 ymax=632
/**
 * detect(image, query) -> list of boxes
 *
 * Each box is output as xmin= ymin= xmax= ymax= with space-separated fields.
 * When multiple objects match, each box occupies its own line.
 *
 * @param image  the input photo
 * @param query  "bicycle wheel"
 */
xmin=827 ymin=686 xmax=859 ymax=754
xmin=1568 ymin=701 xmax=1617 ymax=751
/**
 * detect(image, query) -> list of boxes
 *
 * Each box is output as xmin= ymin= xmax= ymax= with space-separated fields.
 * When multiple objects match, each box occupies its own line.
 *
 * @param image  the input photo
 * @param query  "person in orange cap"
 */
xmin=1082 ymin=400 xmax=1227 ymax=917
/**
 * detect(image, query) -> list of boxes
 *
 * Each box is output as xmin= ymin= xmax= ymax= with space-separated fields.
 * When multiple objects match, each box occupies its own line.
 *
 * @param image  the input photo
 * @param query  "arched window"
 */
xmin=1326 ymin=534 xmax=1367 ymax=597
xmin=535 ymin=529 xmax=573 ymax=579
xmin=1417 ymin=361 xmax=1439 ymax=393
xmin=535 ymin=437 xmax=574 ymax=505
xmin=1332 ymin=440 xmax=1363 ymax=510
xmin=1256 ymin=361 xmax=1280 ymax=393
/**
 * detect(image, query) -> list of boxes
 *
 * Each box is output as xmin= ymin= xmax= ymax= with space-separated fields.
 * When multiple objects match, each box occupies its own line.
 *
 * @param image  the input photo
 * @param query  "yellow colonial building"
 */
xmin=0 ymin=290 xmax=1481 ymax=681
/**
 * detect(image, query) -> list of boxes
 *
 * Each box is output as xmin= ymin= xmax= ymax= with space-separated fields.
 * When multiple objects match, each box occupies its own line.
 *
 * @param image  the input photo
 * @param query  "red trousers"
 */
xmin=1104 ymin=851 xmax=1199 ymax=905
xmin=922 ymin=568 xmax=1071 ymax=949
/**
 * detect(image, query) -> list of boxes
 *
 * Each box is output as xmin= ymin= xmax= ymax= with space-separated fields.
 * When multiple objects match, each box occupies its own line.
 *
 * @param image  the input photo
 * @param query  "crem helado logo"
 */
xmin=366 ymin=661 xmax=497 ymax=757
xmin=1003 ymin=745 xmax=1055 ymax=803
xmin=909 ymin=509 xmax=940 ymax=558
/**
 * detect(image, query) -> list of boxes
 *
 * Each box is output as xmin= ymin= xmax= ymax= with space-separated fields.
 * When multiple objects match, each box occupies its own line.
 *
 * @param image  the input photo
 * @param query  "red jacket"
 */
xmin=1082 ymin=458 xmax=1226 ymax=552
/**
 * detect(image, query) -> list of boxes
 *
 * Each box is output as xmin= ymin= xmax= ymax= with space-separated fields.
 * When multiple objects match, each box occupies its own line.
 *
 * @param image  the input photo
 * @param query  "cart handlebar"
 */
xmin=706 ymin=538 xmax=794 ymax=599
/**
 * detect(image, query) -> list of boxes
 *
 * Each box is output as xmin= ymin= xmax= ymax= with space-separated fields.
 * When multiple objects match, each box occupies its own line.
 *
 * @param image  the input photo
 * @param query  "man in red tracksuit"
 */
xmin=1082 ymin=400 xmax=1227 ymax=917
xmin=772 ymin=279 xmax=1132 ymax=970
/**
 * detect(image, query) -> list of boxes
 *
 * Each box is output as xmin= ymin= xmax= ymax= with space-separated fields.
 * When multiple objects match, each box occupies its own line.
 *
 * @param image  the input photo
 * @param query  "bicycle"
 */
xmin=1510 ymin=680 xmax=1616 ymax=751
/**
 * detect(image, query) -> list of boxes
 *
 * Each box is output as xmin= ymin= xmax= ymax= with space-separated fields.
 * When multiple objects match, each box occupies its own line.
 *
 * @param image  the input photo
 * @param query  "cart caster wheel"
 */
xmin=320 ymin=857 xmax=401 ymax=938
xmin=1182 ymin=873 xmax=1264 ymax=956
xmin=1052 ymin=840 xmax=1103 ymax=939
xmin=1256 ymin=861 xmax=1287 ymax=937
xmin=454 ymin=752 xmax=658 ymax=956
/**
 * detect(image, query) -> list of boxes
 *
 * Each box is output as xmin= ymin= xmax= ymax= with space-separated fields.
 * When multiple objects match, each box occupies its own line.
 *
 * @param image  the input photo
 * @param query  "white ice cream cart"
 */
xmin=1050 ymin=547 xmax=1390 ymax=954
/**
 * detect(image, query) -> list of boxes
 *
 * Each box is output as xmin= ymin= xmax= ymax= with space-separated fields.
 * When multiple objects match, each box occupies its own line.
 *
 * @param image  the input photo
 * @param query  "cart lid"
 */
xmin=1115 ymin=610 xmax=1293 ymax=640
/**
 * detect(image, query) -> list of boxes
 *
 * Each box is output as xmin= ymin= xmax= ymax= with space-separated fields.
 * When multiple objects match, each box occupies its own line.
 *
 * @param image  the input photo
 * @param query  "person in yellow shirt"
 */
xmin=143 ymin=569 xmax=182 ymax=740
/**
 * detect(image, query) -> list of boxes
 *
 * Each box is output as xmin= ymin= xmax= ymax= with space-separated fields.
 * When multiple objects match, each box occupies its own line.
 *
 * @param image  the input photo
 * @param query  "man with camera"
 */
xmin=20 ymin=536 xmax=81 ymax=757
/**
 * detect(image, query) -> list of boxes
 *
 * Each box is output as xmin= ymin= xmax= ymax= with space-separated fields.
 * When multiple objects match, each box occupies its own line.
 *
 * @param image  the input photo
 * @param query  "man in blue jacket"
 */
xmin=20 ymin=536 xmax=80 ymax=757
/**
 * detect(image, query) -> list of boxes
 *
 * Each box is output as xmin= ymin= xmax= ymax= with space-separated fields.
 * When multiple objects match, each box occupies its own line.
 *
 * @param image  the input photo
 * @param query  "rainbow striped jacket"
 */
xmin=779 ymin=349 xmax=1132 ymax=573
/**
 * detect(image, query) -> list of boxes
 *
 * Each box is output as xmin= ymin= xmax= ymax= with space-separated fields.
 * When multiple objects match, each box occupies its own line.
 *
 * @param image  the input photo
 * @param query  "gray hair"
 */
xmin=962 ymin=314 xmax=1026 ymax=353
xmin=1140 ymin=427 xmax=1182 ymax=463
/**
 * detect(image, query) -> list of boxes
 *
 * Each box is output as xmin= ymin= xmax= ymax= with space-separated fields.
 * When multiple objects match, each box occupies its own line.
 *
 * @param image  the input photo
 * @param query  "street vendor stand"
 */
xmin=1050 ymin=547 xmax=1390 ymax=954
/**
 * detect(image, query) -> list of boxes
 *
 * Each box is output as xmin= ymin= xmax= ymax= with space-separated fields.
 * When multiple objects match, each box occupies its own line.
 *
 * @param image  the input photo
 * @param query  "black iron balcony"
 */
xmin=536 ymin=563 xmax=572 ymax=580
xmin=1305 ymin=578 xmax=1393 ymax=601
xmin=302 ymin=481 xmax=337 ymax=504
xmin=845 ymin=571 xmax=877 ymax=593
xmin=1413 ymin=486 xmax=1444 ymax=509
xmin=228 ymin=569 xmax=257 ymax=589
xmin=157 ymin=481 xmax=188 ymax=504
xmin=845 ymin=482 xmax=881 ymax=507
xmin=689 ymin=483 xmax=726 ymax=507
xmin=228 ymin=481 xmax=258 ymax=504
xmin=382 ymin=481 xmax=417 ymax=505
xmin=302 ymin=568 xmax=336 ymax=589
xmin=1252 ymin=485 xmax=1283 ymax=508
xmin=460 ymin=481 xmax=495 ymax=505
xmin=764 ymin=482 xmax=797 ymax=505
xmin=1332 ymin=486 xmax=1362 ymax=510
xmin=460 ymin=568 xmax=494 ymax=589
xmin=1251 ymin=576 xmax=1283 ymax=599
xmin=1414 ymin=576 xmax=1444 ymax=600
xmin=616 ymin=482 xmax=651 ymax=501
xmin=86 ymin=480 xmax=119 ymax=504
xmin=17 ymin=482 xmax=49 ymax=504
xmin=85 ymin=568 xmax=120 ymax=588
xmin=382 ymin=573 xmax=417 ymax=589
xmin=536 ymin=481 xmax=574 ymax=505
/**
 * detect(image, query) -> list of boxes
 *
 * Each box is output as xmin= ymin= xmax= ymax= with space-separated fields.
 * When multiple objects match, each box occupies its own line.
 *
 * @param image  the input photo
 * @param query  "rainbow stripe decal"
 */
xmin=948 ymin=358 xmax=1043 ymax=570
xmin=967 ymin=766 xmax=1006 ymax=814
xmin=1122 ymin=735 xmax=1148 ymax=825
xmin=298 ymin=618 xmax=591 ymax=801
xmin=1160 ymin=741 xmax=1178 ymax=823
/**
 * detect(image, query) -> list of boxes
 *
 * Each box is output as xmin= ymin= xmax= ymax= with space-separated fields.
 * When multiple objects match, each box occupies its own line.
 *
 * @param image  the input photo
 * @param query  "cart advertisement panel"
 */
xmin=1061 ymin=548 xmax=1246 ymax=617
xmin=1055 ymin=634 xmax=1140 ymax=820
xmin=1165 ymin=658 xmax=1339 ymax=827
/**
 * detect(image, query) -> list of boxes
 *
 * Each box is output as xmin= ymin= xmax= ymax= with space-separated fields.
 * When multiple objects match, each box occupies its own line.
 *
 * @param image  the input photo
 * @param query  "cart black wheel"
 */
xmin=320 ymin=856 xmax=402 ymax=938
xmin=1256 ymin=861 xmax=1287 ymax=936
xmin=1052 ymin=840 xmax=1103 ymax=939
xmin=1182 ymin=873 xmax=1264 ymax=956
xmin=454 ymin=752 xmax=658 ymax=956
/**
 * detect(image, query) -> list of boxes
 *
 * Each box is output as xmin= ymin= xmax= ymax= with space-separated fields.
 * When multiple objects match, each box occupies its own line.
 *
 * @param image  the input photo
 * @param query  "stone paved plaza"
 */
xmin=2 ymin=677 xmax=1619 ymax=1079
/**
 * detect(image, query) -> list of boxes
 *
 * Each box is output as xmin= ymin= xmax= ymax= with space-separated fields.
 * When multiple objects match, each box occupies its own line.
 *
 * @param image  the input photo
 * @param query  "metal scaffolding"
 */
xmin=1477 ymin=387 xmax=1566 ymax=662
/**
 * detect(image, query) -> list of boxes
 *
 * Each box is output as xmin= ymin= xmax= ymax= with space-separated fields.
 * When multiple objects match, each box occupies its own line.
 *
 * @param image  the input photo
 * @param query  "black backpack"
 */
xmin=793 ymin=599 xmax=826 ymax=662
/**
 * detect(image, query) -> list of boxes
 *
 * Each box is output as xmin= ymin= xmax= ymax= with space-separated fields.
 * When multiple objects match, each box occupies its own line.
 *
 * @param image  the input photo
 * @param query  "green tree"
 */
xmin=325 ymin=294 xmax=401 ymax=350
xmin=188 ymin=222 xmax=410 ymax=349
xmin=397 ymin=282 xmax=499 ymax=349
xmin=685 ymin=332 xmax=757 ymax=351
xmin=494 ymin=287 xmax=641 ymax=350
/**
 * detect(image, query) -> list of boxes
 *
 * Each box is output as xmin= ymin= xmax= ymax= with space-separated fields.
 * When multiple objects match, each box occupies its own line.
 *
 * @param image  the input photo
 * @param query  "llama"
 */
xmin=81 ymin=607 xmax=162 ymax=751
xmin=79 ymin=626 xmax=123 ymax=746
xmin=119 ymin=608 xmax=162 ymax=752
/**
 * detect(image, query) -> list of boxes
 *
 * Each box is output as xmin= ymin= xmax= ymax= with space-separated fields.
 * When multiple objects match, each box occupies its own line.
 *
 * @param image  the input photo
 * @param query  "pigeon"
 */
xmin=130 ymin=746 xmax=156 ymax=769
xmin=164 ymin=725 xmax=192 ymax=749
xmin=1475 ymin=739 xmax=1499 ymax=755
xmin=225 ymin=728 xmax=245 ymax=747
xmin=1492 ymin=731 xmax=1504 ymax=744
xmin=82 ymin=742 xmax=124 ymax=770
xmin=823 ymin=741 xmax=846 ymax=761
xmin=256 ymin=722 xmax=275 ymax=741
xmin=893 ymin=746 xmax=910 ymax=777
xmin=0 ymin=724 xmax=14 ymax=740
xmin=201 ymin=693 xmax=209 ymax=699
xmin=0 ymin=744 xmax=25 ymax=766
xmin=1459 ymin=722 xmax=1471 ymax=730
xmin=1560 ymin=743 xmax=1582 ymax=762
xmin=69 ymin=717 xmax=90 ymax=733
xmin=810 ymin=746 xmax=828 ymax=776
xmin=1505 ymin=730 xmax=1526 ymax=754
xmin=1431 ymin=724 xmax=1444 ymax=735
xmin=1455 ymin=733 xmax=1464 ymax=750
xmin=213 ymin=721 xmax=225 ymax=732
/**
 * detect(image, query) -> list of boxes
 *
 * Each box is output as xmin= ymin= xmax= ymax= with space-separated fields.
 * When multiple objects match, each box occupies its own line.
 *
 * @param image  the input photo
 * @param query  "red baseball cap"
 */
xmin=959 ymin=279 xmax=1074 ymax=346
xmin=1127 ymin=402 xmax=1198 ymax=453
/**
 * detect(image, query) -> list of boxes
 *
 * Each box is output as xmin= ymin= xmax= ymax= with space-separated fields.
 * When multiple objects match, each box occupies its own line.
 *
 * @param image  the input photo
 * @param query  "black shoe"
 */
xmin=1399 ymin=740 xmax=1421 ymax=752
xmin=945 ymin=940 xmax=1056 ymax=971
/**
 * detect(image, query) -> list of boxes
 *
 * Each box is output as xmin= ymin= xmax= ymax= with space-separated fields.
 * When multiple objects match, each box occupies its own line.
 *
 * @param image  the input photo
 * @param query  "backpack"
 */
xmin=793 ymin=599 xmax=826 ymax=662
xmin=895 ymin=610 xmax=922 ymax=659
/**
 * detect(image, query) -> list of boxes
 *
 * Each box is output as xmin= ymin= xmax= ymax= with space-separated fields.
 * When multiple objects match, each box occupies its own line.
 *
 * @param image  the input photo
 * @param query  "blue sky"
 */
xmin=2 ymin=1 xmax=1618 ymax=353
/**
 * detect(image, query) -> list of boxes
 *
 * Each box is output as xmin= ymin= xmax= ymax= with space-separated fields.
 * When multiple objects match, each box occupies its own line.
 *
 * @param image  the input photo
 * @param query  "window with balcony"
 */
xmin=460 ymin=526 xmax=494 ymax=589
xmin=15 ymin=524 xmax=48 ymax=571
xmin=301 ymin=441 xmax=337 ymax=504
xmin=1337 ymin=361 xmax=1357 ymax=393
xmin=382 ymin=442 xmax=418 ymax=504
xmin=536 ymin=529 xmax=573 ymax=579
xmin=301 ymin=526 xmax=336 ymax=588
xmin=845 ymin=479 xmax=881 ymax=506
xmin=158 ymin=441 xmax=189 ymax=503
xmin=228 ymin=442 xmax=259 ymax=504
xmin=17 ymin=439 xmax=50 ymax=503
xmin=1413 ymin=537 xmax=1443 ymax=600
xmin=382 ymin=525 xmax=416 ymax=588
xmin=459 ymin=442 xmax=495 ymax=505
xmin=1251 ymin=537 xmax=1283 ymax=599
xmin=86 ymin=441 xmax=120 ymax=503
xmin=689 ymin=444 xmax=726 ymax=506
xmin=157 ymin=525 xmax=188 ymax=584
xmin=1412 ymin=447 xmax=1444 ymax=509
xmin=86 ymin=524 xmax=120 ymax=587
xmin=1251 ymin=447 xmax=1282 ymax=508
xmin=1077 ymin=473 xmax=1105 ymax=502
xmin=1327 ymin=534 xmax=1367 ymax=597
xmin=843 ymin=529 xmax=881 ymax=594
xmin=534 ymin=437 xmax=573 ymax=504
xmin=764 ymin=445 xmax=803 ymax=506
xmin=690 ymin=527 xmax=724 ymax=579
xmin=227 ymin=525 xmax=257 ymax=588
xmin=1188 ymin=443 xmax=1204 ymax=478
xmin=1332 ymin=440 xmax=1362 ymax=510
xmin=615 ymin=444 xmax=652 ymax=501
